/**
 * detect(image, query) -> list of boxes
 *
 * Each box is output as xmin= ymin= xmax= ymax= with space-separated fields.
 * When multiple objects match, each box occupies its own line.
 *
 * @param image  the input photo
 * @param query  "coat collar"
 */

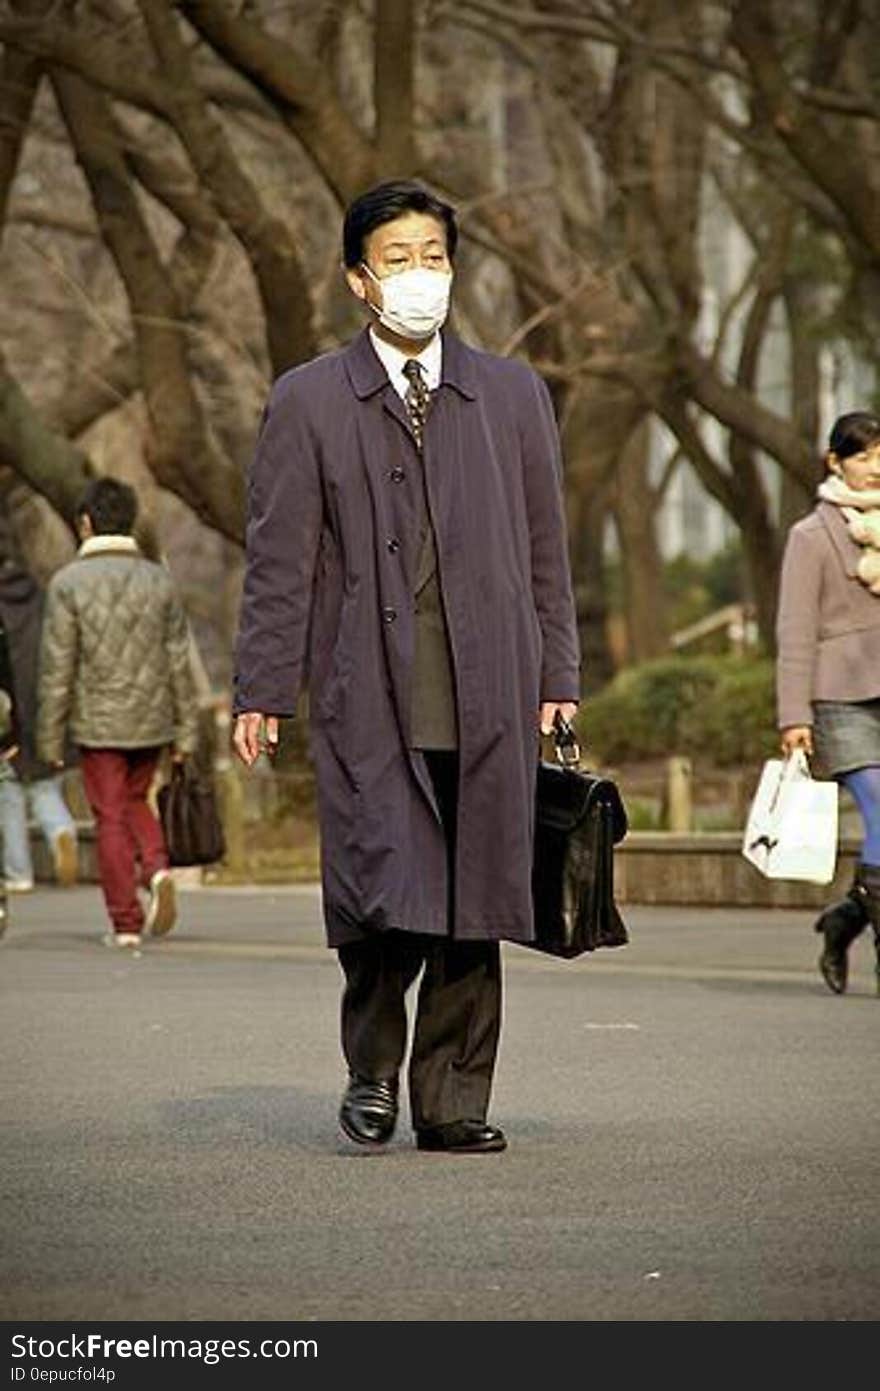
xmin=816 ymin=500 xmax=860 ymax=579
xmin=77 ymin=535 xmax=140 ymax=559
xmin=343 ymin=327 xmax=477 ymax=401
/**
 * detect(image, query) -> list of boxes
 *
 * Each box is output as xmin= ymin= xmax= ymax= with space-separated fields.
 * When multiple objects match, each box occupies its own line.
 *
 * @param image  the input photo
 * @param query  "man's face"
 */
xmin=346 ymin=211 xmax=451 ymax=311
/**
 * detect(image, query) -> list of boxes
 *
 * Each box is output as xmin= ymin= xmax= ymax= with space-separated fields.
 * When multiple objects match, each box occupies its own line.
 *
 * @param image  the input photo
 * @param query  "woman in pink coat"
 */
xmin=777 ymin=411 xmax=880 ymax=995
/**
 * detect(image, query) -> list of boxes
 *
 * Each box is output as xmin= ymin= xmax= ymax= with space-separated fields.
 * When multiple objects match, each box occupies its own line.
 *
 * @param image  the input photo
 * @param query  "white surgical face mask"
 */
xmin=362 ymin=264 xmax=452 ymax=339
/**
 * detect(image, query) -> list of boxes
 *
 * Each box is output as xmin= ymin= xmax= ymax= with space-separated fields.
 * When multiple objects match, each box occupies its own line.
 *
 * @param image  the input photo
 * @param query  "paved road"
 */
xmin=1 ymin=884 xmax=877 ymax=1322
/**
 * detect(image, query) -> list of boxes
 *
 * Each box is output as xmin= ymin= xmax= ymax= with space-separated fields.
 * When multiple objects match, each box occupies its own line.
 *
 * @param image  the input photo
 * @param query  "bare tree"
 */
xmin=1 ymin=0 xmax=878 ymax=674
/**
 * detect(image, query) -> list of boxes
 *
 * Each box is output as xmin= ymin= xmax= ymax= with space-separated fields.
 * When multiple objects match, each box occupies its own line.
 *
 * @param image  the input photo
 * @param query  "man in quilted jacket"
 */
xmin=37 ymin=478 xmax=198 ymax=949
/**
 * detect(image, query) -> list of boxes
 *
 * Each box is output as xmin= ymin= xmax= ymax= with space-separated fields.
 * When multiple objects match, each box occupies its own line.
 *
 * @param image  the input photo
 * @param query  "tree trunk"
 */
xmin=612 ymin=420 xmax=669 ymax=663
xmin=569 ymin=488 xmax=614 ymax=694
xmin=739 ymin=516 xmax=781 ymax=658
xmin=374 ymin=0 xmax=416 ymax=176
xmin=561 ymin=387 xmax=641 ymax=691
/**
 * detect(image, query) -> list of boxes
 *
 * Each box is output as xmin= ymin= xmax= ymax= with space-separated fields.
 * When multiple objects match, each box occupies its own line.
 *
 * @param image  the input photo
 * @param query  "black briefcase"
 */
xmin=157 ymin=761 xmax=226 ymax=868
xmin=527 ymin=716 xmax=629 ymax=959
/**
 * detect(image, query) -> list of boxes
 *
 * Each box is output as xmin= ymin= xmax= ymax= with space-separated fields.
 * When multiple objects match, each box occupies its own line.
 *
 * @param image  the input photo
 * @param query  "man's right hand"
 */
xmin=780 ymin=724 xmax=813 ymax=757
xmin=233 ymin=712 xmax=279 ymax=767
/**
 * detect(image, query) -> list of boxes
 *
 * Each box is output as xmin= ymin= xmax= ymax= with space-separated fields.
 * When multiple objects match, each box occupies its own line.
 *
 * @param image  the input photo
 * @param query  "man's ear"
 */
xmin=77 ymin=513 xmax=94 ymax=541
xmin=345 ymin=265 xmax=369 ymax=303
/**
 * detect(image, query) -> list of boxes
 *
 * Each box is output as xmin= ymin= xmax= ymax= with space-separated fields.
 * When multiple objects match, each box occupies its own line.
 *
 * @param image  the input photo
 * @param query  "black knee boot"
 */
xmin=854 ymin=863 xmax=880 ymax=997
xmin=815 ymin=868 xmax=870 ymax=994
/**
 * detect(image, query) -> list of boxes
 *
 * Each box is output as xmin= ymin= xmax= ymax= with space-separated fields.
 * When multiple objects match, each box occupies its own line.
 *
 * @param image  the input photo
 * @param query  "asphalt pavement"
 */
xmin=1 ymin=883 xmax=878 ymax=1322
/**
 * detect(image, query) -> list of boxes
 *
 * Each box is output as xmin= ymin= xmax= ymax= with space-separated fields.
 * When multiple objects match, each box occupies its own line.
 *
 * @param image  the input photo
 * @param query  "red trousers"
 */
xmin=79 ymin=747 xmax=168 ymax=933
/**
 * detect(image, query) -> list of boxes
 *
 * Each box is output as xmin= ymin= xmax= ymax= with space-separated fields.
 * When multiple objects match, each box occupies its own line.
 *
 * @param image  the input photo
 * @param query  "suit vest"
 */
xmin=411 ymin=447 xmax=458 ymax=750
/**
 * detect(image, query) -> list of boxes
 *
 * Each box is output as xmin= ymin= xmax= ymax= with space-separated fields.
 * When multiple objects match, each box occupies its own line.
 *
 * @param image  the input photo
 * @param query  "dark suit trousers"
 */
xmin=337 ymin=752 xmax=502 ymax=1131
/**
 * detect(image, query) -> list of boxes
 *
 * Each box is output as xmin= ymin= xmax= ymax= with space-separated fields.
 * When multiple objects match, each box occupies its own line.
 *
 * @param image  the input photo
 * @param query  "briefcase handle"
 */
xmin=552 ymin=710 xmax=581 ymax=768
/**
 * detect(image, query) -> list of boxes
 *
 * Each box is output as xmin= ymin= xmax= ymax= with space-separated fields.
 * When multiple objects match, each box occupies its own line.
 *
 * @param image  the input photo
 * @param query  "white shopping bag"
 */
xmin=742 ymin=749 xmax=838 ymax=884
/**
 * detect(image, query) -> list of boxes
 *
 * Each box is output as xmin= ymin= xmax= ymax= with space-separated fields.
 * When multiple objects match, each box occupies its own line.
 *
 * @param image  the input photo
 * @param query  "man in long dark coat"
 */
xmin=234 ymin=181 xmax=580 ymax=1154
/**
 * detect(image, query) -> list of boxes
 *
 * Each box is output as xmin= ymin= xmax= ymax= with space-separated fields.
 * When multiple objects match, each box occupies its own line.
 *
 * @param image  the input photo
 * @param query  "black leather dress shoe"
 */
xmin=339 ymin=1074 xmax=398 ymax=1145
xmin=416 ymin=1120 xmax=507 ymax=1153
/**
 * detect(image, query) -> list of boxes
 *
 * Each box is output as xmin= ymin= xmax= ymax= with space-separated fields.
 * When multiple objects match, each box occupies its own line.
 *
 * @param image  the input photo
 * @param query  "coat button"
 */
xmin=389 ymin=468 xmax=405 ymax=483
xmin=382 ymin=606 xmax=397 ymax=624
xmin=387 ymin=538 xmax=400 ymax=554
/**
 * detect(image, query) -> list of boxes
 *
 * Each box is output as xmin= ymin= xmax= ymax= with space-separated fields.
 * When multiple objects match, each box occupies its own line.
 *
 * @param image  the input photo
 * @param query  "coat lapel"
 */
xmin=817 ymin=500 xmax=861 ymax=578
xmin=419 ymin=331 xmax=478 ymax=558
xmin=342 ymin=326 xmax=416 ymax=443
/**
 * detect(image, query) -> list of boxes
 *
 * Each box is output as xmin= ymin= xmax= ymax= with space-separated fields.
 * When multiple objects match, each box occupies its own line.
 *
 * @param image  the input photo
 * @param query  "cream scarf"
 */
xmin=818 ymin=474 xmax=880 ymax=593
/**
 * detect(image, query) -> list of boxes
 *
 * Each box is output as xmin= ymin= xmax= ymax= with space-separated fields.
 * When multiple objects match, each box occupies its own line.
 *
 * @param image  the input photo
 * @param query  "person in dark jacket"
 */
xmin=233 ymin=181 xmax=581 ymax=1153
xmin=0 ymin=538 xmax=79 ymax=892
xmin=37 ymin=478 xmax=198 ymax=949
xmin=777 ymin=410 xmax=880 ymax=995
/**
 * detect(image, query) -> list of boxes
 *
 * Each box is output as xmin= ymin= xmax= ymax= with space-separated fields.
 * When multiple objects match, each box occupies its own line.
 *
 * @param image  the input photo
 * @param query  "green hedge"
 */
xmin=578 ymin=655 xmax=778 ymax=766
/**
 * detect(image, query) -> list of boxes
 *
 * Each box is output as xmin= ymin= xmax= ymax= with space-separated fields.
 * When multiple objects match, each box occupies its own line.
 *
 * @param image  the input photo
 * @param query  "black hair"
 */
xmin=828 ymin=411 xmax=880 ymax=460
xmin=76 ymin=477 xmax=138 ymax=535
xmin=342 ymin=180 xmax=458 ymax=268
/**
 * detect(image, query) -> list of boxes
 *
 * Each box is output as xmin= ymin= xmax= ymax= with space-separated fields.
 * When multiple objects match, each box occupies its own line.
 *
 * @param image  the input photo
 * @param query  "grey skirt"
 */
xmin=812 ymin=698 xmax=880 ymax=778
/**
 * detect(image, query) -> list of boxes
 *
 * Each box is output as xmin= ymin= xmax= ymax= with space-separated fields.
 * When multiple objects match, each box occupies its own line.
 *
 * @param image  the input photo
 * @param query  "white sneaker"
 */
xmin=102 ymin=932 xmax=142 ymax=949
xmin=4 ymin=878 xmax=34 ymax=893
xmin=52 ymin=829 xmax=78 ymax=887
xmin=145 ymin=869 xmax=177 ymax=938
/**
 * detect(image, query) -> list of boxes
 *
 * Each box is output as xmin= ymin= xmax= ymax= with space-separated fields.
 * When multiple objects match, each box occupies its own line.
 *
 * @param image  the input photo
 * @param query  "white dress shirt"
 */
xmin=369 ymin=328 xmax=442 ymax=401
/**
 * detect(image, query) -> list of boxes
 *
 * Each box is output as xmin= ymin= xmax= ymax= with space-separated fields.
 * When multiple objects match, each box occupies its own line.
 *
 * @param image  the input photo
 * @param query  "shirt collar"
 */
xmin=343 ymin=328 xmax=477 ymax=401
xmin=368 ymin=328 xmax=442 ymax=399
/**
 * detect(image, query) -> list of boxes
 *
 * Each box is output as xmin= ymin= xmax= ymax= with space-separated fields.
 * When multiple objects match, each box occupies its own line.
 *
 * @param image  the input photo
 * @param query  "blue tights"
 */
xmin=841 ymin=766 xmax=880 ymax=867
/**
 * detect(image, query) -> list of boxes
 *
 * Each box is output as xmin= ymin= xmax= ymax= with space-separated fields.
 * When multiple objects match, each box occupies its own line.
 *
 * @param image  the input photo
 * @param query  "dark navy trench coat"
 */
xmin=234 ymin=328 xmax=580 ymax=946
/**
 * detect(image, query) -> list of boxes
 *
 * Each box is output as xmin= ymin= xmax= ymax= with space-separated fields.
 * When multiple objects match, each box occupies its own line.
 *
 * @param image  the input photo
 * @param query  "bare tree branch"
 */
xmin=678 ymin=341 xmax=815 ymax=489
xmin=658 ymin=397 xmax=736 ymax=515
xmin=45 ymin=338 xmax=138 ymax=439
xmin=445 ymin=0 xmax=613 ymax=43
xmin=43 ymin=208 xmax=216 ymax=442
xmin=137 ymin=0 xmax=316 ymax=374
xmin=730 ymin=2 xmax=880 ymax=267
xmin=0 ymin=40 xmax=41 ymax=233
xmin=498 ymin=270 xmax=598 ymax=358
xmin=0 ymin=10 xmax=172 ymax=117
xmin=52 ymin=66 xmax=244 ymax=540
xmin=178 ymin=0 xmax=377 ymax=200
xmin=801 ymin=85 xmax=879 ymax=121
xmin=7 ymin=205 xmax=95 ymax=236
xmin=0 ymin=348 xmax=91 ymax=524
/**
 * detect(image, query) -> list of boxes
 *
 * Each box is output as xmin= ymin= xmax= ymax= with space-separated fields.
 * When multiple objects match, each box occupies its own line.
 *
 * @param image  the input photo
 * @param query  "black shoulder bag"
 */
xmin=157 ymin=760 xmax=226 ymax=868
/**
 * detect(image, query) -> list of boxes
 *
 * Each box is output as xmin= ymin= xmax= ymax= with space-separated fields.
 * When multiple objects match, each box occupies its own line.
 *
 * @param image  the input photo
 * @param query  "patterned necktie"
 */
xmin=403 ymin=358 xmax=431 ymax=451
